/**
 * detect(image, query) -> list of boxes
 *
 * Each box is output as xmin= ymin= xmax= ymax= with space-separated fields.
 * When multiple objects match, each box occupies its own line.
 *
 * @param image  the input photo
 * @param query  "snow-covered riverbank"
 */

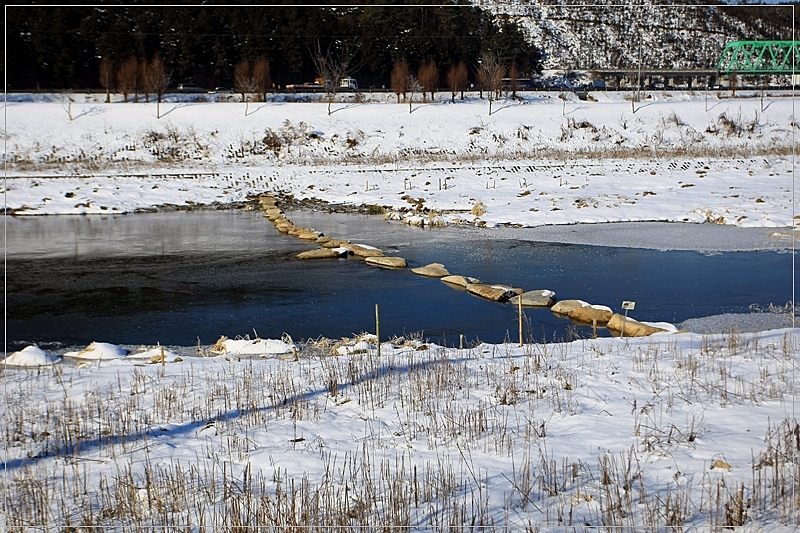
xmin=3 ymin=91 xmax=797 ymax=230
xmin=2 ymin=91 xmax=799 ymax=531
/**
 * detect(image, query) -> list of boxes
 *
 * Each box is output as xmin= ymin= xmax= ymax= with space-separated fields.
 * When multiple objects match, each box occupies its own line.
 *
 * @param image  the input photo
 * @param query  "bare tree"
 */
xmin=310 ymin=39 xmax=360 ymax=116
xmin=390 ymin=60 xmax=408 ymax=104
xmin=418 ymin=60 xmax=439 ymax=103
xmin=252 ymin=57 xmax=271 ymax=102
xmin=507 ymin=62 xmax=521 ymax=99
xmin=478 ymin=51 xmax=505 ymax=115
xmin=116 ymin=56 xmax=138 ymax=103
xmin=129 ymin=56 xmax=141 ymax=102
xmin=140 ymin=59 xmax=151 ymax=103
xmin=234 ymin=60 xmax=251 ymax=100
xmin=234 ymin=60 xmax=257 ymax=116
xmin=60 ymin=90 xmax=74 ymax=121
xmin=407 ymin=74 xmax=422 ymax=114
xmin=447 ymin=62 xmax=468 ymax=103
xmin=146 ymin=53 xmax=171 ymax=118
xmin=99 ymin=58 xmax=114 ymax=103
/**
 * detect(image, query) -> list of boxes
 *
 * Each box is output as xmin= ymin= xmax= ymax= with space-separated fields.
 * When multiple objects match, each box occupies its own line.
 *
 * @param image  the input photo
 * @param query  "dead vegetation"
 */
xmin=1 ymin=329 xmax=797 ymax=530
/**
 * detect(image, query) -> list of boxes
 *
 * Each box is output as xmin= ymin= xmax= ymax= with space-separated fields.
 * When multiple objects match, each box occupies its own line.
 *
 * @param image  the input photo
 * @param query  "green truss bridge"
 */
xmin=717 ymin=40 xmax=800 ymax=75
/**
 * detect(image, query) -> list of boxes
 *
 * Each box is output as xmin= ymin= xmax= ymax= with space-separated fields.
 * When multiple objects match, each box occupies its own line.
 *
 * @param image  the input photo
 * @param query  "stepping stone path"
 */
xmin=258 ymin=194 xmax=672 ymax=337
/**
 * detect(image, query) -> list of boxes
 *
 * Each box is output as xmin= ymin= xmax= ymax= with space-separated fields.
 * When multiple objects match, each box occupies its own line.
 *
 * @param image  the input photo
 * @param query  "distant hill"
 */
xmin=479 ymin=1 xmax=795 ymax=71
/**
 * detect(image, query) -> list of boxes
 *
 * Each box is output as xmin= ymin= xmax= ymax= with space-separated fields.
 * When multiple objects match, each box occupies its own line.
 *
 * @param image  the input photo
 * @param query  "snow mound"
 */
xmin=128 ymin=346 xmax=180 ymax=360
xmin=211 ymin=337 xmax=297 ymax=357
xmin=64 ymin=342 xmax=128 ymax=360
xmin=3 ymin=346 xmax=61 ymax=367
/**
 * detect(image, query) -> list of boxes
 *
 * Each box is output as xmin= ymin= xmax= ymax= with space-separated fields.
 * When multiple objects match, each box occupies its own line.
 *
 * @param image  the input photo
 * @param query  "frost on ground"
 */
xmin=3 ymin=91 xmax=798 ymax=230
xmin=2 ymin=329 xmax=799 ymax=530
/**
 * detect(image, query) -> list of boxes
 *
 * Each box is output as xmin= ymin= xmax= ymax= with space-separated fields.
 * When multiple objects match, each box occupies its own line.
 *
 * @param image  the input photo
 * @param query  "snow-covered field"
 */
xmin=3 ymin=329 xmax=799 ymax=530
xmin=2 ymin=91 xmax=799 ymax=530
xmin=3 ymin=90 xmax=797 ymax=228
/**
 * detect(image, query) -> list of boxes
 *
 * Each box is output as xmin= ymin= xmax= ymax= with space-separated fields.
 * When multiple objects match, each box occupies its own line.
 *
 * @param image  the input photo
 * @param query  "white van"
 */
xmin=339 ymin=77 xmax=358 ymax=90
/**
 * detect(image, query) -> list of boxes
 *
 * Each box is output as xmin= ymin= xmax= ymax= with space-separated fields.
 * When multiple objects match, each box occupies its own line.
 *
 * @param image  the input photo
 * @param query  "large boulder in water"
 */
xmin=551 ymin=299 xmax=587 ymax=315
xmin=466 ymin=284 xmax=519 ymax=302
xmin=365 ymin=256 xmax=407 ymax=269
xmin=441 ymin=275 xmax=481 ymax=288
xmin=509 ymin=290 xmax=556 ymax=307
xmin=551 ymin=299 xmax=612 ymax=325
xmin=410 ymin=263 xmax=450 ymax=278
xmin=607 ymin=314 xmax=669 ymax=337
xmin=569 ymin=304 xmax=613 ymax=326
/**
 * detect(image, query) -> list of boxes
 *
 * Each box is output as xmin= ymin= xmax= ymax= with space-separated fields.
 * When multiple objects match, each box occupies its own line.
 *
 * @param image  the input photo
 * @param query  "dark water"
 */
xmin=4 ymin=210 xmax=793 ymax=349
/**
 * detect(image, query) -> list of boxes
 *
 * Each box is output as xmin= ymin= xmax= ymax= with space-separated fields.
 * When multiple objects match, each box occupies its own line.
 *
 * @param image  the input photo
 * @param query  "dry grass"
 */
xmin=1 ymin=330 xmax=798 ymax=530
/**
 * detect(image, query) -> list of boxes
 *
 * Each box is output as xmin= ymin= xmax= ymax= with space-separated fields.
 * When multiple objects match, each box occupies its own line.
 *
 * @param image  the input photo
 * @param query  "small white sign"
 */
xmin=622 ymin=301 xmax=636 ymax=310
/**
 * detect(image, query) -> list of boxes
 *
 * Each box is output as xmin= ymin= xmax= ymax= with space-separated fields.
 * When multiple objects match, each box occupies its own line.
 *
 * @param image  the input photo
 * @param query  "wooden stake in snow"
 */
xmin=375 ymin=303 xmax=381 ymax=359
xmin=518 ymin=296 xmax=524 ymax=347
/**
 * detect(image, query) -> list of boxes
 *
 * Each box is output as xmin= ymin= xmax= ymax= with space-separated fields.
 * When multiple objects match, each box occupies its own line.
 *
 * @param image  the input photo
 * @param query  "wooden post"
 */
xmin=592 ymin=318 xmax=597 ymax=339
xmin=375 ymin=303 xmax=381 ymax=359
xmin=460 ymin=334 xmax=464 ymax=350
xmin=518 ymin=296 xmax=524 ymax=347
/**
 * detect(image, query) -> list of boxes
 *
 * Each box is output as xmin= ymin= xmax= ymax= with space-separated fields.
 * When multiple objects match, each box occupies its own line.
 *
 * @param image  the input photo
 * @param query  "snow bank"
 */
xmin=3 ymin=345 xmax=61 ymax=367
xmin=210 ymin=337 xmax=297 ymax=357
xmin=63 ymin=342 xmax=128 ymax=360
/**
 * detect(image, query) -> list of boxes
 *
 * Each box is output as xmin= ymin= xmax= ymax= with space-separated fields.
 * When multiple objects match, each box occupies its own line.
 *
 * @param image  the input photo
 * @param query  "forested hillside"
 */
xmin=5 ymin=3 xmax=537 ymax=90
xmin=481 ymin=0 xmax=796 ymax=70
xmin=4 ymin=2 xmax=796 ymax=91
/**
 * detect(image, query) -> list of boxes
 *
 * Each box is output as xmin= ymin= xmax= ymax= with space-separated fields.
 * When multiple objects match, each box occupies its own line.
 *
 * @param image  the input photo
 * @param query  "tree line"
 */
xmin=6 ymin=3 xmax=541 ymax=92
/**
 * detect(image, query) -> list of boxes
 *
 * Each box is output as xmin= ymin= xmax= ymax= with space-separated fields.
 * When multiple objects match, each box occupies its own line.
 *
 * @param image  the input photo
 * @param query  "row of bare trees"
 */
xmin=99 ymin=55 xmax=171 ymax=107
xmin=390 ymin=53 xmax=521 ymax=113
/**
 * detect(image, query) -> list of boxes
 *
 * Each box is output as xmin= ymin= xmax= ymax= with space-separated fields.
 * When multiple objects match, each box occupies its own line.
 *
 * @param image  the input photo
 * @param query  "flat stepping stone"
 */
xmin=509 ymin=290 xmax=556 ymax=307
xmin=297 ymin=231 xmax=321 ymax=241
xmin=344 ymin=244 xmax=385 ymax=258
xmin=297 ymin=248 xmax=344 ymax=260
xmin=322 ymin=239 xmax=349 ymax=248
xmin=465 ymin=283 xmax=519 ymax=302
xmin=441 ymin=275 xmax=481 ymax=288
xmin=410 ymin=263 xmax=450 ymax=278
xmin=365 ymin=256 xmax=407 ymax=269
